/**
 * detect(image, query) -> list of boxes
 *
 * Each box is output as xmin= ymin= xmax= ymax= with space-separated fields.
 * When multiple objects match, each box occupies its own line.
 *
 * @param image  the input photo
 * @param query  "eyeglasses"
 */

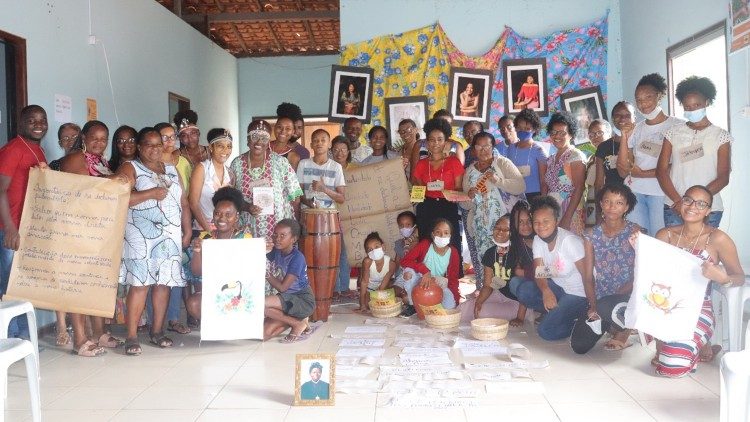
xmin=681 ymin=196 xmax=711 ymax=210
xmin=161 ymin=134 xmax=176 ymax=142
xmin=397 ymin=127 xmax=414 ymax=135
xmin=116 ymin=138 xmax=136 ymax=145
xmin=475 ymin=144 xmax=493 ymax=150
xmin=60 ymin=135 xmax=78 ymax=143
xmin=588 ymin=131 xmax=604 ymax=137
xmin=549 ymin=130 xmax=568 ymax=137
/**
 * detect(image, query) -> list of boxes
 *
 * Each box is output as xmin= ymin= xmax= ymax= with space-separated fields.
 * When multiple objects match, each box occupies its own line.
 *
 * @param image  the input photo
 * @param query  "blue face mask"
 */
xmin=516 ymin=130 xmax=534 ymax=141
xmin=684 ymin=107 xmax=707 ymax=123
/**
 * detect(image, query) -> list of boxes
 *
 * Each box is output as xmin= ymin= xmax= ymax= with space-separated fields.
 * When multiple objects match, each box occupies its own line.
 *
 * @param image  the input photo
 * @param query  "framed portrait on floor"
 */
xmin=502 ymin=58 xmax=548 ymax=117
xmin=294 ymin=353 xmax=335 ymax=406
xmin=560 ymin=86 xmax=606 ymax=145
xmin=447 ymin=67 xmax=494 ymax=128
xmin=384 ymin=96 xmax=428 ymax=151
xmin=328 ymin=65 xmax=374 ymax=124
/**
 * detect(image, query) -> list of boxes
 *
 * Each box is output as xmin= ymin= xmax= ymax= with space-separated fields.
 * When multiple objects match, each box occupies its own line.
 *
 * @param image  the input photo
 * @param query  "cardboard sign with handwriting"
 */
xmin=6 ymin=168 xmax=129 ymax=317
xmin=339 ymin=159 xmax=412 ymax=267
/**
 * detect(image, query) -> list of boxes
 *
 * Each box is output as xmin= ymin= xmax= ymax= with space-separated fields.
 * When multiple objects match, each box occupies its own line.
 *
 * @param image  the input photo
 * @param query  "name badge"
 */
xmin=679 ymin=144 xmax=704 ymax=163
xmin=638 ymin=141 xmax=661 ymax=158
xmin=518 ymin=165 xmax=531 ymax=177
xmin=605 ymin=155 xmax=617 ymax=170
xmin=535 ymin=265 xmax=555 ymax=279
xmin=426 ymin=180 xmax=445 ymax=191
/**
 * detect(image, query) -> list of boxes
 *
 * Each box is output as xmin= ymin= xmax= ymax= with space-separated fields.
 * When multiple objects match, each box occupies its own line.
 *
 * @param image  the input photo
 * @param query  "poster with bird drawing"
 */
xmin=624 ymin=234 xmax=710 ymax=342
xmin=201 ymin=238 xmax=266 ymax=341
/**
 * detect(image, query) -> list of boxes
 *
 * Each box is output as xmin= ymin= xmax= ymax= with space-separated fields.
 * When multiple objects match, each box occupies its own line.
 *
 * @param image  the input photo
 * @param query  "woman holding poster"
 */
xmin=116 ymin=127 xmax=192 ymax=356
xmin=650 ymin=185 xmax=744 ymax=377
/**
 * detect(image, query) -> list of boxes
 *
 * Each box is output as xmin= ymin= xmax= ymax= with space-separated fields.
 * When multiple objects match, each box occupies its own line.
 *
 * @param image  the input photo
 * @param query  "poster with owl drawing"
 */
xmin=624 ymin=234 xmax=710 ymax=342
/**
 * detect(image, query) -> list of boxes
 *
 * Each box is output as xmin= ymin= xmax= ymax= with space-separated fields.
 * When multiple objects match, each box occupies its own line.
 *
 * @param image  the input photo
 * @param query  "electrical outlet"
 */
xmin=88 ymin=35 xmax=96 ymax=45
xmin=741 ymin=106 xmax=750 ymax=118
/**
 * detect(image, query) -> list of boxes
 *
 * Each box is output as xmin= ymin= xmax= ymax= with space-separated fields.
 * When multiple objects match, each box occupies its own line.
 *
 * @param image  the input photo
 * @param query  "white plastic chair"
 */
xmin=0 ymin=338 xmax=41 ymax=422
xmin=713 ymin=278 xmax=750 ymax=352
xmin=719 ymin=322 xmax=750 ymax=422
xmin=0 ymin=301 xmax=39 ymax=381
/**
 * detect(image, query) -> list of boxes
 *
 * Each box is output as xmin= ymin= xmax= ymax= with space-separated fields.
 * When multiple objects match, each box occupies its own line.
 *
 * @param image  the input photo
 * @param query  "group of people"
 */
xmin=0 ymin=72 xmax=743 ymax=378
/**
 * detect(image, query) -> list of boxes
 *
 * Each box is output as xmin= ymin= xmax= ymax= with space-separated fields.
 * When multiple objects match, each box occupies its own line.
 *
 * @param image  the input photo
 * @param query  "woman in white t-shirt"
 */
xmin=512 ymin=195 xmax=588 ymax=341
xmin=656 ymin=76 xmax=732 ymax=228
xmin=617 ymin=73 xmax=683 ymax=236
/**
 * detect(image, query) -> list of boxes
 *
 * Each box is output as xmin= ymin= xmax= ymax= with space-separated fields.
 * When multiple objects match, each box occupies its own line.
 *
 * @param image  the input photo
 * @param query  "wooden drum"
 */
xmin=301 ymin=208 xmax=341 ymax=322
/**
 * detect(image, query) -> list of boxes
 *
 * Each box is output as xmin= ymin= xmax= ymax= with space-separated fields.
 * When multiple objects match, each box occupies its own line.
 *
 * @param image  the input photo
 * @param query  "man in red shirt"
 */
xmin=0 ymin=104 xmax=49 ymax=338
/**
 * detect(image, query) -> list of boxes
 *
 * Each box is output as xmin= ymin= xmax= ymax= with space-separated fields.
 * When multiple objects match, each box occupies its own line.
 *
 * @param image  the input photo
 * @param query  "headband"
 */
xmin=209 ymin=130 xmax=233 ymax=144
xmin=177 ymin=118 xmax=199 ymax=134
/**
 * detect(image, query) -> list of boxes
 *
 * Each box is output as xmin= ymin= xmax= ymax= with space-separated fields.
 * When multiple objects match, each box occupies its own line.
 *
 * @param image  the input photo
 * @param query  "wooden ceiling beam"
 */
xmin=181 ymin=10 xmax=338 ymax=24
xmin=231 ymin=24 xmax=249 ymax=55
xmin=173 ymin=0 xmax=182 ymax=16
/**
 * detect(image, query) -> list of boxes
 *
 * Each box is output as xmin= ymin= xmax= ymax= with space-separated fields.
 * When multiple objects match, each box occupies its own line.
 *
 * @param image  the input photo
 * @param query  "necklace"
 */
xmin=676 ymin=223 xmax=705 ymax=252
xmin=19 ymin=136 xmax=43 ymax=164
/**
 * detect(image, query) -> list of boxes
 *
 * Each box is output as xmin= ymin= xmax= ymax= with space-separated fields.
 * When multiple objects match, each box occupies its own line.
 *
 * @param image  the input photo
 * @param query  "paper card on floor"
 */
xmin=336 ymin=366 xmax=375 ymax=378
xmin=336 ymin=348 xmax=385 ymax=357
xmin=399 ymin=352 xmax=452 ymax=366
xmin=339 ymin=338 xmax=386 ymax=347
xmin=485 ymin=381 xmax=545 ymax=395
xmin=401 ymin=346 xmax=451 ymax=354
xmin=380 ymin=366 xmax=458 ymax=377
xmin=199 ymin=238 xmax=266 ymax=340
xmin=386 ymin=396 xmax=478 ymax=408
xmin=335 ymin=357 xmax=361 ymax=366
xmin=345 ymin=325 xmax=388 ymax=334
xmin=364 ymin=318 xmax=397 ymax=326
xmin=361 ymin=356 xmax=397 ymax=366
xmin=469 ymin=371 xmax=512 ymax=382
xmin=464 ymin=360 xmax=550 ymax=369
xmin=453 ymin=338 xmax=508 ymax=357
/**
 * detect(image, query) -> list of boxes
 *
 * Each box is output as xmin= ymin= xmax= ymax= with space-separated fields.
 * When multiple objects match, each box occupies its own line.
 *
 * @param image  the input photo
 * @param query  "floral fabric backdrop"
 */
xmin=339 ymin=13 xmax=608 ymax=146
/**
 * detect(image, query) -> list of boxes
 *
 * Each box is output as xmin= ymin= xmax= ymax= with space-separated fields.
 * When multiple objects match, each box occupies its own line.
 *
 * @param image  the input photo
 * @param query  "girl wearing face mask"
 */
xmin=617 ymin=73 xmax=683 ymax=236
xmin=394 ymin=219 xmax=461 ymax=316
xmin=357 ymin=232 xmax=397 ymax=312
xmin=458 ymin=214 xmax=521 ymax=323
xmin=656 ymin=76 xmax=732 ymax=229
xmin=507 ymin=109 xmax=549 ymax=201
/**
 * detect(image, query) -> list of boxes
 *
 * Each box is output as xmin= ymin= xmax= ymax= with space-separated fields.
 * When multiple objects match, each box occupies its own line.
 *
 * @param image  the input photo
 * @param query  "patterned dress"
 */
xmin=119 ymin=160 xmax=186 ymax=287
xmin=545 ymin=147 xmax=587 ymax=235
xmin=584 ymin=221 xmax=637 ymax=298
xmin=229 ymin=151 xmax=303 ymax=238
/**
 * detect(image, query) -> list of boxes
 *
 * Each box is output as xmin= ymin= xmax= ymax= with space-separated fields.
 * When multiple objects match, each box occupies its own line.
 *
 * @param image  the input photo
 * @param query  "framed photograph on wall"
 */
xmin=384 ymin=96 xmax=428 ymax=151
xmin=447 ymin=67 xmax=494 ymax=128
xmin=560 ymin=86 xmax=606 ymax=145
xmin=502 ymin=58 xmax=548 ymax=117
xmin=328 ymin=65 xmax=374 ymax=124
xmin=294 ymin=353 xmax=335 ymax=406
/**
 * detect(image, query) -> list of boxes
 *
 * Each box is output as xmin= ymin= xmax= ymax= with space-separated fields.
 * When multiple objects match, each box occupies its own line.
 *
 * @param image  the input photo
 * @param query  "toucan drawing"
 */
xmin=221 ymin=281 xmax=243 ymax=300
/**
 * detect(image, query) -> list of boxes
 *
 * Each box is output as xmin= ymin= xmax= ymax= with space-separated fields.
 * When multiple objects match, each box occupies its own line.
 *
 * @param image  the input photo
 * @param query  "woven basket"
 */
xmin=425 ymin=308 xmax=461 ymax=330
xmin=470 ymin=318 xmax=509 ymax=340
xmin=370 ymin=301 xmax=401 ymax=318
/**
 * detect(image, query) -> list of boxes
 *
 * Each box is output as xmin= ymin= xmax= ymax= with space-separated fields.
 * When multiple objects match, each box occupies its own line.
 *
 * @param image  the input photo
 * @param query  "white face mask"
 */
xmin=492 ymin=239 xmax=510 ymax=248
xmin=433 ymin=236 xmax=450 ymax=248
xmin=368 ymin=247 xmax=384 ymax=261
xmin=400 ymin=226 xmax=415 ymax=238
xmin=640 ymin=105 xmax=662 ymax=120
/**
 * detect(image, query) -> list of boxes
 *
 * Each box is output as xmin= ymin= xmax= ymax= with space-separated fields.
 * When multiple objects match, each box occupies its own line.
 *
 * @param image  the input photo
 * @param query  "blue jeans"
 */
xmin=0 ymin=230 xmax=30 ymax=339
xmin=146 ymin=287 xmax=182 ymax=324
xmin=628 ymin=193 xmax=665 ymax=236
xmin=511 ymin=278 xmax=588 ymax=341
xmin=335 ymin=234 xmax=351 ymax=292
xmin=664 ymin=206 xmax=723 ymax=228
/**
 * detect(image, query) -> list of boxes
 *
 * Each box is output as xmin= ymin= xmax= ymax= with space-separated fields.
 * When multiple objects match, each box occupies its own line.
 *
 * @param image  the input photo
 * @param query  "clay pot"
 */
xmin=411 ymin=282 xmax=443 ymax=320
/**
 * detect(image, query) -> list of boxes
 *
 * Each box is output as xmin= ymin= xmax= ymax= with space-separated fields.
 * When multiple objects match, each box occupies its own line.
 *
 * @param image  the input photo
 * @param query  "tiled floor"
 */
xmin=4 ymin=300 xmax=723 ymax=422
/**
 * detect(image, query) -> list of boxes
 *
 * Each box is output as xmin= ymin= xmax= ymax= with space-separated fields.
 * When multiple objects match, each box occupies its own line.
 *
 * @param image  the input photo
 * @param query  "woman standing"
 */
xmin=189 ymin=129 xmax=234 ymax=232
xmin=361 ymin=126 xmax=400 ymax=165
xmin=397 ymin=119 xmax=419 ymax=177
xmin=657 ymin=76 xmax=731 ymax=228
xmin=230 ymin=119 xmax=303 ymax=239
xmin=543 ymin=112 xmax=587 ymax=235
xmin=60 ymin=121 xmax=125 ymax=356
xmin=48 ymin=123 xmax=80 ymax=171
xmin=617 ymin=73 xmax=683 ymax=236
xmin=506 ymin=109 xmax=548 ymax=201
xmin=331 ymin=136 xmax=356 ymax=299
xmin=652 ymin=185 xmax=744 ymax=377
xmin=273 ymin=103 xmax=309 ymax=168
xmin=174 ymin=110 xmax=209 ymax=179
xmin=411 ymin=118 xmax=465 ymax=251
xmin=108 ymin=125 xmax=137 ymax=171
xmin=461 ymin=132 xmax=525 ymax=286
xmin=116 ymin=127 xmax=192 ymax=356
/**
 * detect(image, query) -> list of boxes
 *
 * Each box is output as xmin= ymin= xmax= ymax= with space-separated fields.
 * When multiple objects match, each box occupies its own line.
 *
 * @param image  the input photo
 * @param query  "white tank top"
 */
xmin=367 ymin=255 xmax=391 ymax=290
xmin=194 ymin=159 xmax=232 ymax=230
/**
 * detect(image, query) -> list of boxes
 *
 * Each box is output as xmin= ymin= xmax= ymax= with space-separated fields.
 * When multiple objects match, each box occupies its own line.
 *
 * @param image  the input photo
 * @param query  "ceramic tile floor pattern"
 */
xmin=3 ymin=304 xmax=721 ymax=422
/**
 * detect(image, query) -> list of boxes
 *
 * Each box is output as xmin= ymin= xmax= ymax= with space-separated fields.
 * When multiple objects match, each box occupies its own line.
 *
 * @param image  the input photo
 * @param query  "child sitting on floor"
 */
xmin=393 ymin=218 xmax=461 ymax=316
xmin=358 ymin=232 xmax=397 ymax=312
xmin=394 ymin=211 xmax=419 ymax=263
xmin=263 ymin=218 xmax=316 ymax=343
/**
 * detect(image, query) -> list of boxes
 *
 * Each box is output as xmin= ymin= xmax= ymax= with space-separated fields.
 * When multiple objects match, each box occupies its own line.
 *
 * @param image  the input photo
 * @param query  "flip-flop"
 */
xmin=698 ymin=344 xmax=722 ymax=362
xmin=280 ymin=333 xmax=308 ymax=343
xmin=75 ymin=340 xmax=106 ymax=357
xmin=167 ymin=321 xmax=192 ymax=334
xmin=300 ymin=324 xmax=320 ymax=338
xmin=603 ymin=338 xmax=632 ymax=351
xmin=97 ymin=333 xmax=125 ymax=348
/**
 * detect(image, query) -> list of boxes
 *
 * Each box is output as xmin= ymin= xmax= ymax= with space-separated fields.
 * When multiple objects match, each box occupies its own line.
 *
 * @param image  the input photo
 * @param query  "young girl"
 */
xmin=358 ymin=232 xmax=397 ymax=312
xmin=394 ymin=218 xmax=461 ymax=316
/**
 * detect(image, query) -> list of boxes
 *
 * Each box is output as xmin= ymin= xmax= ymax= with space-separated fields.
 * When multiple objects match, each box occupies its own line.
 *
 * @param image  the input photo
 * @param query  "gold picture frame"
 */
xmin=294 ymin=353 xmax=335 ymax=406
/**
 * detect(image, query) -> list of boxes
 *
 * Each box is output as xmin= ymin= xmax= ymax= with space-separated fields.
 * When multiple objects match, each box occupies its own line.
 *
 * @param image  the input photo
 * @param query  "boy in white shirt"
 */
xmin=296 ymin=129 xmax=346 ymax=209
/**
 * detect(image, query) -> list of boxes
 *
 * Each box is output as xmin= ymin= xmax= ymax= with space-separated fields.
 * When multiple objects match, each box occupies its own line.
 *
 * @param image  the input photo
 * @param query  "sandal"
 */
xmin=300 ymin=324 xmax=320 ymax=338
xmin=75 ymin=340 xmax=106 ymax=357
xmin=55 ymin=330 xmax=71 ymax=346
xmin=149 ymin=331 xmax=173 ymax=348
xmin=280 ymin=333 xmax=308 ymax=343
xmin=97 ymin=333 xmax=125 ymax=348
xmin=603 ymin=338 xmax=632 ymax=351
xmin=698 ymin=344 xmax=722 ymax=363
xmin=167 ymin=321 xmax=192 ymax=335
xmin=125 ymin=338 xmax=142 ymax=356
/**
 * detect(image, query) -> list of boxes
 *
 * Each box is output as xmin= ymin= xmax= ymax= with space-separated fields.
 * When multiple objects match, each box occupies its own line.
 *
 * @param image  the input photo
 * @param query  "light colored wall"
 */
xmin=620 ymin=0 xmax=750 ymax=265
xmin=237 ymin=55 xmax=339 ymax=153
xmin=340 ymin=0 xmax=623 ymax=113
xmin=0 ymin=0 xmax=239 ymax=326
